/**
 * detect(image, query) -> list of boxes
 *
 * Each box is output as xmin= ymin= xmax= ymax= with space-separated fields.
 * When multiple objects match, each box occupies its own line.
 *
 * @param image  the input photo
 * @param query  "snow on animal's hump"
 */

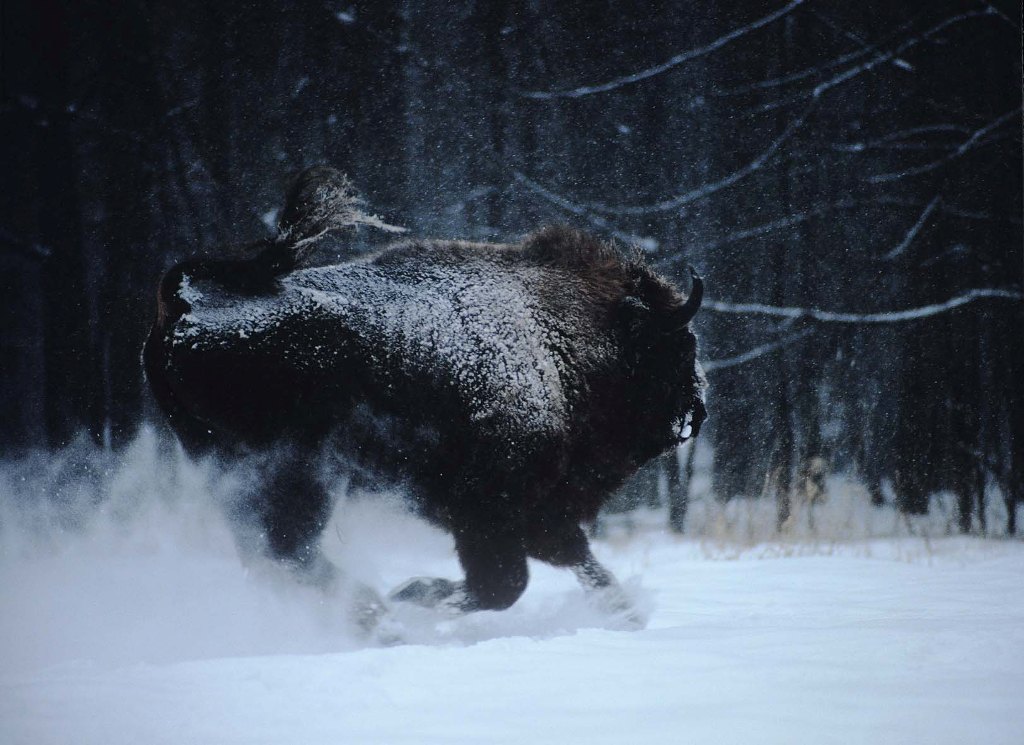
xmin=295 ymin=257 xmax=570 ymax=437
xmin=435 ymin=266 xmax=568 ymax=435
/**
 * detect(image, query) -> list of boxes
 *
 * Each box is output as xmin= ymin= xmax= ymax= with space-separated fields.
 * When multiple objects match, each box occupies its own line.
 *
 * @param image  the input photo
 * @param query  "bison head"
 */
xmin=614 ymin=261 xmax=707 ymax=459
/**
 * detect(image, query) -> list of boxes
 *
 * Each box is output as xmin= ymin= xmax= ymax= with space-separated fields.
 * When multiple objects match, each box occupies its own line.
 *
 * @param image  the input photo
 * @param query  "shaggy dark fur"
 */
xmin=143 ymin=167 xmax=706 ymax=622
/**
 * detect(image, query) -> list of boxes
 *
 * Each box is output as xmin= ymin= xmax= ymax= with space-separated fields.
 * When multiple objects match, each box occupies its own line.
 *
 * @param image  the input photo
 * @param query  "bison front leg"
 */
xmin=251 ymin=455 xmax=334 ymax=580
xmin=389 ymin=502 xmax=529 ymax=614
xmin=528 ymin=517 xmax=643 ymax=626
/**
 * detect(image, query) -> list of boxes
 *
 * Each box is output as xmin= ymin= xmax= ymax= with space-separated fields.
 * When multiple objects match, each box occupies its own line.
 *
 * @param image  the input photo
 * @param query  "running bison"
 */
xmin=144 ymin=167 xmax=705 ymax=628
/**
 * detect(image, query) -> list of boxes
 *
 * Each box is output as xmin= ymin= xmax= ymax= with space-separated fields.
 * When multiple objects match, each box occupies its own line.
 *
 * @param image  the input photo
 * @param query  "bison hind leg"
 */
xmin=232 ymin=450 xmax=388 ymax=634
xmin=242 ymin=454 xmax=334 ymax=579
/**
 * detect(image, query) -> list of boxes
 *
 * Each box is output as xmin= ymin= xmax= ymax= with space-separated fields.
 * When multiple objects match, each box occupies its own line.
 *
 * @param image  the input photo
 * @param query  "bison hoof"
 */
xmin=388 ymin=577 xmax=458 ymax=608
xmin=588 ymin=585 xmax=646 ymax=630
xmin=349 ymin=584 xmax=388 ymax=636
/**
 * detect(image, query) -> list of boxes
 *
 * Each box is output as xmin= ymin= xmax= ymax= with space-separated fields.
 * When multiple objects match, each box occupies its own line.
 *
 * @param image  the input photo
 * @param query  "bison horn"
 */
xmin=676 ymin=266 xmax=703 ymax=327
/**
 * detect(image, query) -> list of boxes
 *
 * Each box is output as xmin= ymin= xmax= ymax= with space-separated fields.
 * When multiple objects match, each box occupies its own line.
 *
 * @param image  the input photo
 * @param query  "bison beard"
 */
xmin=144 ymin=167 xmax=705 ymax=631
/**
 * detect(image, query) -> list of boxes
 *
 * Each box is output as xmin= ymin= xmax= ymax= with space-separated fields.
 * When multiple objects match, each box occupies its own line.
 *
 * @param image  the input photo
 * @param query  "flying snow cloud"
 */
xmin=0 ymin=428 xmax=647 ymax=675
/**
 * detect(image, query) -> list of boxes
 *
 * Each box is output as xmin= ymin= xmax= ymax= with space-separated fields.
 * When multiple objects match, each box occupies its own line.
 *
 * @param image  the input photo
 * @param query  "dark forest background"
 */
xmin=2 ymin=0 xmax=1022 ymax=534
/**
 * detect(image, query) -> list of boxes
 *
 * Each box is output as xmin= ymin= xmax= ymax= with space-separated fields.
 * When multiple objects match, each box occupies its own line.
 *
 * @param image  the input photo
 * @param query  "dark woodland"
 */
xmin=2 ymin=0 xmax=1022 ymax=534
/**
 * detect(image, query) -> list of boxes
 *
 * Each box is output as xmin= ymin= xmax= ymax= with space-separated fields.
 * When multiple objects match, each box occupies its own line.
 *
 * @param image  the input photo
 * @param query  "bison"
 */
xmin=144 ymin=167 xmax=705 ymax=629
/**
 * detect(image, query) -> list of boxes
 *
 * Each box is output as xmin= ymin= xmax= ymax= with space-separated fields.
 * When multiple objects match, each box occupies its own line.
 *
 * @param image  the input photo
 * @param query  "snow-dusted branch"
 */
xmin=703 ymin=328 xmax=814 ymax=373
xmin=714 ymin=46 xmax=867 ymax=98
xmin=983 ymin=2 xmax=1021 ymax=29
xmin=662 ymin=192 xmax=1019 ymax=258
xmin=811 ymin=8 xmax=995 ymax=99
xmin=512 ymin=170 xmax=591 ymax=217
xmin=704 ymin=288 xmax=1022 ymax=324
xmin=520 ymin=0 xmax=806 ymax=100
xmin=510 ymin=171 xmax=659 ymax=249
xmin=912 ymin=198 xmax=1022 ymax=224
xmin=578 ymin=104 xmax=814 ymax=216
xmin=882 ymin=195 xmax=940 ymax=259
xmin=833 ymin=123 xmax=971 ymax=153
xmin=860 ymin=195 xmax=1020 ymax=224
xmin=745 ymin=9 xmax=995 ymax=115
xmin=807 ymin=9 xmax=913 ymax=72
xmin=703 ymin=211 xmax=823 ymax=250
xmin=715 ymin=14 xmax=919 ymax=100
xmin=867 ymin=108 xmax=1020 ymax=184
xmin=670 ymin=198 xmax=853 ymax=254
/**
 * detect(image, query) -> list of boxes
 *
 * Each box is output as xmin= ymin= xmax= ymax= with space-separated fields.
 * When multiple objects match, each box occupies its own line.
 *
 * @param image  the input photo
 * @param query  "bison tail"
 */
xmin=273 ymin=166 xmax=405 ymax=270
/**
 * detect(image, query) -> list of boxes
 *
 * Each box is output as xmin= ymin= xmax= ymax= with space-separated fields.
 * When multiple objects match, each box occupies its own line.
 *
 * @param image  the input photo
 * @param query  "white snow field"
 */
xmin=1 ymin=435 xmax=1023 ymax=745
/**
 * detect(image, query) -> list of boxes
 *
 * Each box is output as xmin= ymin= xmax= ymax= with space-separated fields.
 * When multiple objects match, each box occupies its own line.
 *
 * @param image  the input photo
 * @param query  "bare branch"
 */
xmin=522 ymin=10 xmax=1001 ymax=221
xmin=578 ymin=103 xmax=814 ymax=216
xmin=705 ymin=288 xmax=1022 ymax=324
xmin=983 ymin=2 xmax=1021 ymax=29
xmin=811 ymin=8 xmax=995 ymax=99
xmin=867 ymin=108 xmax=1020 ymax=184
xmin=713 ymin=47 xmax=867 ymax=97
xmin=833 ymin=123 xmax=971 ymax=153
xmin=510 ymin=171 xmax=659 ymax=249
xmin=521 ymin=0 xmax=807 ymax=101
xmin=835 ymin=142 xmax=958 ymax=153
xmin=671 ymin=204 xmax=840 ymax=255
xmin=715 ymin=14 xmax=920 ymax=99
xmin=911 ymin=198 xmax=1023 ymax=225
xmin=883 ymin=195 xmax=940 ymax=259
xmin=745 ymin=9 xmax=995 ymax=115
xmin=807 ymin=9 xmax=913 ymax=71
xmin=660 ymin=192 xmax=1021 ymax=259
xmin=511 ymin=170 xmax=589 ymax=217
xmin=703 ymin=329 xmax=814 ymax=373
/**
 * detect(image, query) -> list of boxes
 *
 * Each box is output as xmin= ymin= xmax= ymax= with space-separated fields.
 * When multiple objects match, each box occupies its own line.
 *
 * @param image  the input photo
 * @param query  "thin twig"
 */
xmin=812 ymin=8 xmax=995 ymax=98
xmin=579 ymin=103 xmax=815 ymax=216
xmin=703 ymin=329 xmax=815 ymax=373
xmin=883 ymin=195 xmax=940 ymax=259
xmin=510 ymin=170 xmax=659 ymax=248
xmin=658 ymin=192 xmax=1020 ymax=258
xmin=807 ymin=8 xmax=913 ymax=71
xmin=745 ymin=9 xmax=993 ymax=115
xmin=704 ymin=287 xmax=1022 ymax=324
xmin=715 ymin=13 xmax=920 ymax=100
xmin=867 ymin=108 xmax=1020 ymax=184
xmin=521 ymin=0 xmax=807 ymax=100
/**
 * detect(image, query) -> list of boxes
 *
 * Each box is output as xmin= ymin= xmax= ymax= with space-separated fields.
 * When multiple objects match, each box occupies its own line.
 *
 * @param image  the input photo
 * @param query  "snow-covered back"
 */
xmin=173 ymin=244 xmax=616 ymax=438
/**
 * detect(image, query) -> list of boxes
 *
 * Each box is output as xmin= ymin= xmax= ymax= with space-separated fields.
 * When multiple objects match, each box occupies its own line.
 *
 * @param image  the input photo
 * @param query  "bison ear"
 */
xmin=673 ymin=267 xmax=703 ymax=329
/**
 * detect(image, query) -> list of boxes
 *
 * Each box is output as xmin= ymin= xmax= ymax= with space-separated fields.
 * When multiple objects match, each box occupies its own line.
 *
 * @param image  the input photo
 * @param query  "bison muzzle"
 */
xmin=144 ymin=167 xmax=706 ymax=630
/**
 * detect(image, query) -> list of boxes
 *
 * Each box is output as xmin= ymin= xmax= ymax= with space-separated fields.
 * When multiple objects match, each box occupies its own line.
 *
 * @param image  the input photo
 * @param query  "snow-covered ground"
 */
xmin=2 ymin=437 xmax=1023 ymax=744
